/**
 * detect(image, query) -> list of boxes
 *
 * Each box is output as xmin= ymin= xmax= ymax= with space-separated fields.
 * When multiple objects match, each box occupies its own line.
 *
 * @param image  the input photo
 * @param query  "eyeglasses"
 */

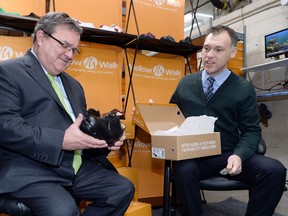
xmin=43 ymin=30 xmax=80 ymax=55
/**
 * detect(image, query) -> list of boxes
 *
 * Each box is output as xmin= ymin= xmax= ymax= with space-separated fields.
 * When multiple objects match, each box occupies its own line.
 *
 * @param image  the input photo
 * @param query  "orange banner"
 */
xmin=125 ymin=0 xmax=185 ymax=41
xmin=0 ymin=0 xmax=45 ymax=16
xmin=0 ymin=36 xmax=31 ymax=61
xmin=55 ymin=0 xmax=122 ymax=28
xmin=68 ymin=42 xmax=123 ymax=113
xmin=0 ymin=0 xmax=122 ymax=28
xmin=124 ymin=48 xmax=185 ymax=120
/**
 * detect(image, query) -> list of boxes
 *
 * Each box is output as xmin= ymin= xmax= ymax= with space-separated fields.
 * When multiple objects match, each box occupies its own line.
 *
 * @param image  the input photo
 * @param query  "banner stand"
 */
xmin=125 ymin=0 xmax=140 ymax=35
xmin=123 ymin=38 xmax=139 ymax=116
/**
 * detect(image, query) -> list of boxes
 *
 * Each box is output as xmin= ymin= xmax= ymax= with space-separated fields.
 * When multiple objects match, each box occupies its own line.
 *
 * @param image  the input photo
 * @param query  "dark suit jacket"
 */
xmin=0 ymin=50 xmax=87 ymax=193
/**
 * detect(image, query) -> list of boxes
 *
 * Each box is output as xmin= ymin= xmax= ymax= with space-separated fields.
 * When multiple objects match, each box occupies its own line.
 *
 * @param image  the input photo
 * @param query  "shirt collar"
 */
xmin=30 ymin=49 xmax=49 ymax=76
xmin=202 ymin=68 xmax=231 ymax=86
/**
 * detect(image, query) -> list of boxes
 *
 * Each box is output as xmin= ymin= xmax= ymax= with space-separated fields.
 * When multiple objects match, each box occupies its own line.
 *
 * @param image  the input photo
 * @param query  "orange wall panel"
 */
xmin=55 ymin=0 xmax=122 ymax=28
xmin=0 ymin=0 xmax=45 ymax=16
xmin=0 ymin=0 xmax=122 ymax=28
xmin=125 ymin=0 xmax=185 ymax=41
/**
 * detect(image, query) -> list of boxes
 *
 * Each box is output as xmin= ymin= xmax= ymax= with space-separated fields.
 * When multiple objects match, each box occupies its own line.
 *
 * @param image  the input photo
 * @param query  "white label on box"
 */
xmin=152 ymin=147 xmax=165 ymax=159
xmin=181 ymin=140 xmax=217 ymax=152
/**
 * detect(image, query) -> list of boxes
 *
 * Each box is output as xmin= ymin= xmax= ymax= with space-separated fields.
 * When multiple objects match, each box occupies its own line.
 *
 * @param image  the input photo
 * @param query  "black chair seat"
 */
xmin=0 ymin=195 xmax=83 ymax=215
xmin=199 ymin=176 xmax=251 ymax=191
xmin=0 ymin=196 xmax=33 ymax=216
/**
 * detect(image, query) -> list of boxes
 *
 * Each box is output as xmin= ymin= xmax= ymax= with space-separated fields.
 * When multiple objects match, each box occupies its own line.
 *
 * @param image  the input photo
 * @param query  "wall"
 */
xmin=212 ymin=0 xmax=288 ymax=149
xmin=0 ymin=0 xmax=45 ymax=15
xmin=0 ymin=0 xmax=122 ymax=28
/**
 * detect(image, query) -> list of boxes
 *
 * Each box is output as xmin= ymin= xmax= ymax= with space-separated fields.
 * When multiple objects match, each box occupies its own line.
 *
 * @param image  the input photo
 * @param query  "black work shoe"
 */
xmin=179 ymin=36 xmax=192 ymax=45
xmin=80 ymin=109 xmax=125 ymax=146
xmin=160 ymin=35 xmax=175 ymax=42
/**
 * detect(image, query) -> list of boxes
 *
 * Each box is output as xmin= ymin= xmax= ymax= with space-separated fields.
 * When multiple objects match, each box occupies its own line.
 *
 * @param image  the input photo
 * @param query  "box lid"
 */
xmin=132 ymin=103 xmax=185 ymax=134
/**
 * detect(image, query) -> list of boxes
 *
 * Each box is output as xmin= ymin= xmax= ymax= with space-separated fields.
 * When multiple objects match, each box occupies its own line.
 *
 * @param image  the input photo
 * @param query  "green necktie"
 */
xmin=47 ymin=73 xmax=82 ymax=174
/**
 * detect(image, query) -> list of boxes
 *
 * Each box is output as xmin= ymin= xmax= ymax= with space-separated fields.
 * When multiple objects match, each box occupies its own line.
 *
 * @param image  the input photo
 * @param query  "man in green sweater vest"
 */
xmin=170 ymin=25 xmax=286 ymax=216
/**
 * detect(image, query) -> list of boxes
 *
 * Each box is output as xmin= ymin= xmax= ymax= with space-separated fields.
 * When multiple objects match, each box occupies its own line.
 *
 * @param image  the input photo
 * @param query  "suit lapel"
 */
xmin=23 ymin=51 xmax=76 ymax=118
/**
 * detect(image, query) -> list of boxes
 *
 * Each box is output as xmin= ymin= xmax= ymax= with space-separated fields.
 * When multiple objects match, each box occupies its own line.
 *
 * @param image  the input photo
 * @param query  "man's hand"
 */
xmin=63 ymin=114 xmax=108 ymax=150
xmin=108 ymin=133 xmax=126 ymax=151
xmin=226 ymin=154 xmax=242 ymax=176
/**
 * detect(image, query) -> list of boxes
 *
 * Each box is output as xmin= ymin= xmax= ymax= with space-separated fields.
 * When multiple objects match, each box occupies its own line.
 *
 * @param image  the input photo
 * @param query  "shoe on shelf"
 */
xmin=99 ymin=24 xmax=122 ymax=32
xmin=179 ymin=36 xmax=193 ymax=45
xmin=160 ymin=35 xmax=175 ymax=42
xmin=140 ymin=32 xmax=156 ymax=39
xmin=110 ymin=24 xmax=122 ymax=33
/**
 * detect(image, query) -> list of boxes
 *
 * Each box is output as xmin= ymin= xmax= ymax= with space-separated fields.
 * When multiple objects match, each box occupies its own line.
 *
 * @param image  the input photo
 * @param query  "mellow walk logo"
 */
xmin=0 ymin=46 xmax=24 ymax=61
xmin=153 ymin=64 xmax=165 ymax=77
xmin=71 ymin=56 xmax=118 ymax=72
xmin=154 ymin=0 xmax=166 ymax=5
xmin=83 ymin=57 xmax=98 ymax=70
xmin=130 ymin=63 xmax=181 ymax=79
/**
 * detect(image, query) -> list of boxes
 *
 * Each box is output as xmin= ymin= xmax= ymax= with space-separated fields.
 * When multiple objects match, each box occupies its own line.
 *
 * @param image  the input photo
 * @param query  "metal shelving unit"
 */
xmin=242 ymin=58 xmax=288 ymax=101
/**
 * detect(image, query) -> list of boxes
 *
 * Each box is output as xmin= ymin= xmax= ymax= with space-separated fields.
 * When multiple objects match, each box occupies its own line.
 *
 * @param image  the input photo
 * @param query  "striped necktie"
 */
xmin=205 ymin=76 xmax=215 ymax=101
xmin=47 ymin=73 xmax=82 ymax=174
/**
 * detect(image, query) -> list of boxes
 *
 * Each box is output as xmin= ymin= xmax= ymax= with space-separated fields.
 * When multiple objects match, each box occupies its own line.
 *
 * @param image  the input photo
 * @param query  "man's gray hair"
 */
xmin=32 ymin=12 xmax=83 ymax=42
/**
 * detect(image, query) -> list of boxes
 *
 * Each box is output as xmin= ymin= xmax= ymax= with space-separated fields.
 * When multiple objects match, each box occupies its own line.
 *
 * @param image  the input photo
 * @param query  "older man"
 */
xmin=0 ymin=12 xmax=134 ymax=216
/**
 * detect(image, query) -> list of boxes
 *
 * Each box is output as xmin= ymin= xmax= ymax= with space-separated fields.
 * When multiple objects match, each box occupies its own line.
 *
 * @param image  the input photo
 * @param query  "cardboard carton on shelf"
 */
xmin=132 ymin=103 xmax=221 ymax=161
xmin=124 ymin=201 xmax=151 ymax=216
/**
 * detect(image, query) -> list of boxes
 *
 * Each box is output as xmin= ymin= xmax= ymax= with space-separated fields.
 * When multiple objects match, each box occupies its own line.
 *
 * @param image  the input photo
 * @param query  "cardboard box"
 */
xmin=132 ymin=103 xmax=221 ymax=161
xmin=124 ymin=201 xmax=151 ymax=216
xmin=84 ymin=201 xmax=151 ymax=216
xmin=117 ymin=167 xmax=139 ymax=201
xmin=121 ymin=119 xmax=135 ymax=139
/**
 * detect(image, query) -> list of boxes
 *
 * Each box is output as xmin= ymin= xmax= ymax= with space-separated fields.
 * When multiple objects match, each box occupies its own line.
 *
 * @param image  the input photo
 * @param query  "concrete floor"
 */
xmin=200 ymin=147 xmax=288 ymax=216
